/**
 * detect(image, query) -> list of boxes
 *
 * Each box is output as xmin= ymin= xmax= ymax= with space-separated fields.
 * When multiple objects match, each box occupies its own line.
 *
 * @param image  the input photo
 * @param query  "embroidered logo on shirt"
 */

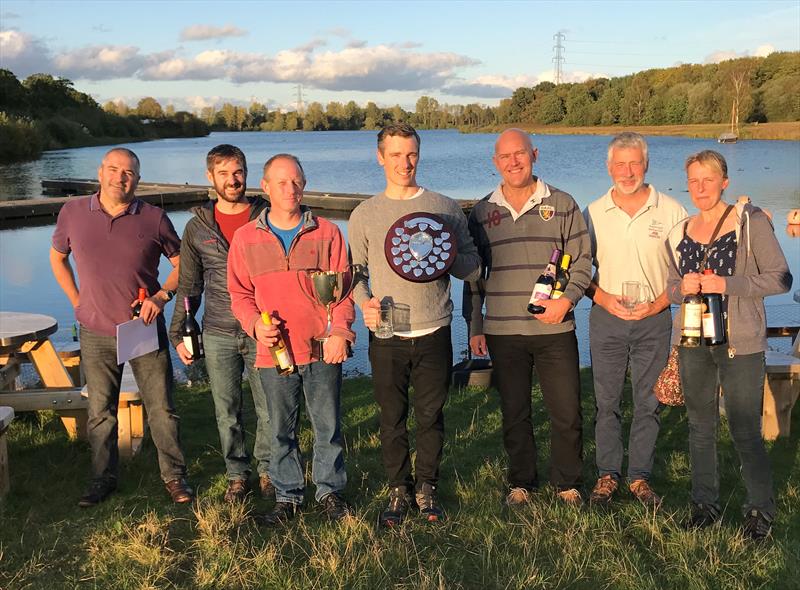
xmin=647 ymin=219 xmax=664 ymax=239
xmin=539 ymin=205 xmax=555 ymax=221
xmin=487 ymin=209 xmax=502 ymax=228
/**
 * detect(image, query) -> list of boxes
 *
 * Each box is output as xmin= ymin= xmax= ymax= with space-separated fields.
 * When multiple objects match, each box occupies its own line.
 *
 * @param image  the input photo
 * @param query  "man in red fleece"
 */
xmin=228 ymin=153 xmax=355 ymax=525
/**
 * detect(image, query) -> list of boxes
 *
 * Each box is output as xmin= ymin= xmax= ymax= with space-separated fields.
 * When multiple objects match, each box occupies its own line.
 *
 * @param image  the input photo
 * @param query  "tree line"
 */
xmin=1 ymin=51 xmax=797 ymax=164
xmin=0 ymin=70 xmax=209 ymax=163
xmin=160 ymin=52 xmax=798 ymax=133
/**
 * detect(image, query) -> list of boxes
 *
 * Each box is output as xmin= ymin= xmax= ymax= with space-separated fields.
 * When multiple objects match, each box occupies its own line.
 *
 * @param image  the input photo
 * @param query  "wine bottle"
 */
xmin=551 ymin=253 xmax=572 ymax=299
xmin=182 ymin=297 xmax=205 ymax=359
xmin=527 ymin=248 xmax=561 ymax=314
xmin=261 ymin=312 xmax=295 ymax=375
xmin=701 ymin=269 xmax=726 ymax=346
xmin=131 ymin=288 xmax=147 ymax=319
xmin=680 ymin=290 xmax=703 ymax=347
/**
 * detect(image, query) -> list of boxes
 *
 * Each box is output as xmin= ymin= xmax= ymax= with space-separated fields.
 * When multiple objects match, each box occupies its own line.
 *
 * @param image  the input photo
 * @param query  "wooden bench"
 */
xmin=763 ymin=350 xmax=800 ymax=440
xmin=0 ymin=406 xmax=14 ymax=498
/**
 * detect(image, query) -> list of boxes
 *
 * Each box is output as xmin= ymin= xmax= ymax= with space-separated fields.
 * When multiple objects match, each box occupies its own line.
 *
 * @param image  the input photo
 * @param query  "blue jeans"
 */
xmin=259 ymin=360 xmax=346 ymax=504
xmin=80 ymin=325 xmax=187 ymax=483
xmin=203 ymin=330 xmax=270 ymax=480
xmin=590 ymin=305 xmax=671 ymax=482
xmin=679 ymin=346 xmax=775 ymax=519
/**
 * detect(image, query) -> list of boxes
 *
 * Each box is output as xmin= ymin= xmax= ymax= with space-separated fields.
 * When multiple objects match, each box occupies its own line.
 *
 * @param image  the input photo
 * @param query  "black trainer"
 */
xmin=742 ymin=509 xmax=772 ymax=541
xmin=684 ymin=503 xmax=721 ymax=530
xmin=379 ymin=485 xmax=413 ymax=528
xmin=320 ymin=492 xmax=353 ymax=522
xmin=78 ymin=478 xmax=117 ymax=508
xmin=416 ymin=482 xmax=444 ymax=522
xmin=256 ymin=501 xmax=300 ymax=527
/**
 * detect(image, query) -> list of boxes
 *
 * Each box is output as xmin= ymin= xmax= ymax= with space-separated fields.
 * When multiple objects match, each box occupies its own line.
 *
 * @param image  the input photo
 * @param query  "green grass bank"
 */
xmin=2 ymin=371 xmax=798 ymax=589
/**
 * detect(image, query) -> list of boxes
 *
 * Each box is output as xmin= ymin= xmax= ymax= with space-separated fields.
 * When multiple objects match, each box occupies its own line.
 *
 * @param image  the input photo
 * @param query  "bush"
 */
xmin=0 ymin=112 xmax=44 ymax=161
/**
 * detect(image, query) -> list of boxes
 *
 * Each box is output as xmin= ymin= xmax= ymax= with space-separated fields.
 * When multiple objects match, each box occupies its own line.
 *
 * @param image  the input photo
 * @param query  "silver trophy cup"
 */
xmin=297 ymin=266 xmax=360 ymax=358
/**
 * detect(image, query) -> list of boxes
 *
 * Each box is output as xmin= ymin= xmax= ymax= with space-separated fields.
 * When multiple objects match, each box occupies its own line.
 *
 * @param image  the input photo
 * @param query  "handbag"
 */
xmin=654 ymin=346 xmax=683 ymax=406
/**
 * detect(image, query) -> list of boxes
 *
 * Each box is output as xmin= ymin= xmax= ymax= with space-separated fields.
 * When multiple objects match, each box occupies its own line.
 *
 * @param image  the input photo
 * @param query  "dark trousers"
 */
xmin=590 ymin=306 xmax=671 ymax=482
xmin=80 ymin=325 xmax=187 ymax=483
xmin=369 ymin=326 xmax=452 ymax=491
xmin=486 ymin=331 xmax=583 ymax=490
xmin=679 ymin=347 xmax=775 ymax=519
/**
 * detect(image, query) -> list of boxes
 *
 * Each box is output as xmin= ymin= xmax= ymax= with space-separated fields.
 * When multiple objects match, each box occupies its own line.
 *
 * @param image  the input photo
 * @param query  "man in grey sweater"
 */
xmin=349 ymin=123 xmax=481 ymax=527
xmin=463 ymin=129 xmax=591 ymax=507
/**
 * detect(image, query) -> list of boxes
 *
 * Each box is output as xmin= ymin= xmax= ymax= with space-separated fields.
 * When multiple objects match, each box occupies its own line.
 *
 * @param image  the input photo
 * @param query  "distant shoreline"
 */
xmin=469 ymin=121 xmax=800 ymax=141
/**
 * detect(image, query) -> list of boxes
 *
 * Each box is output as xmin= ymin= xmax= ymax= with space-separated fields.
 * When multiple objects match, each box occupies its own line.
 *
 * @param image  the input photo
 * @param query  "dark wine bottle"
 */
xmin=131 ymin=288 xmax=147 ymax=319
xmin=701 ymin=269 xmax=726 ymax=346
xmin=551 ymin=253 xmax=572 ymax=299
xmin=680 ymin=291 xmax=703 ymax=347
xmin=527 ymin=248 xmax=561 ymax=314
xmin=182 ymin=297 xmax=205 ymax=360
xmin=261 ymin=312 xmax=294 ymax=375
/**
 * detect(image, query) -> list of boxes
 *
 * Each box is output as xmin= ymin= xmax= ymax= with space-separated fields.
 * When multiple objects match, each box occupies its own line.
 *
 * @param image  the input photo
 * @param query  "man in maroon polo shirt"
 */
xmin=50 ymin=147 xmax=193 ymax=507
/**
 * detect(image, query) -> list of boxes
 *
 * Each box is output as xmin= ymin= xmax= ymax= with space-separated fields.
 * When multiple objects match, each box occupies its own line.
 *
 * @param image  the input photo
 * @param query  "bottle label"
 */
xmin=702 ymin=313 xmax=717 ymax=339
xmin=529 ymin=283 xmax=552 ymax=303
xmin=183 ymin=336 xmax=194 ymax=356
xmin=683 ymin=303 xmax=702 ymax=337
xmin=276 ymin=348 xmax=292 ymax=369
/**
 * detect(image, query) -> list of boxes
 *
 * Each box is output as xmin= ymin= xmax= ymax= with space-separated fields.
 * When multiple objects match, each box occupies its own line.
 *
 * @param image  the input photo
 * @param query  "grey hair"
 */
xmin=103 ymin=147 xmax=141 ymax=175
xmin=607 ymin=132 xmax=649 ymax=171
xmin=262 ymin=153 xmax=306 ymax=184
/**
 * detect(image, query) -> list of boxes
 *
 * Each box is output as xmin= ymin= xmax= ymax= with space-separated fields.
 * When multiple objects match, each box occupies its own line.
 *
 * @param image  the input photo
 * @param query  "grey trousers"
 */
xmin=589 ymin=305 xmax=671 ymax=482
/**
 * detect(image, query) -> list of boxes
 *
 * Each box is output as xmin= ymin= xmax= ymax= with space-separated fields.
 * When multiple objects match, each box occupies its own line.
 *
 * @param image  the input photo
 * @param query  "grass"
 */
xmin=2 ymin=370 xmax=799 ymax=589
xmin=473 ymin=121 xmax=800 ymax=141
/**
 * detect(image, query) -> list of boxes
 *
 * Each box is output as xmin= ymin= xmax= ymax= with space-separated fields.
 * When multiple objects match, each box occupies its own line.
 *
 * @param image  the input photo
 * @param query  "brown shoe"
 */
xmin=165 ymin=478 xmax=194 ymax=503
xmin=259 ymin=474 xmax=275 ymax=499
xmin=629 ymin=479 xmax=662 ymax=508
xmin=505 ymin=487 xmax=532 ymax=507
xmin=589 ymin=475 xmax=618 ymax=506
xmin=557 ymin=488 xmax=583 ymax=507
xmin=224 ymin=479 xmax=248 ymax=503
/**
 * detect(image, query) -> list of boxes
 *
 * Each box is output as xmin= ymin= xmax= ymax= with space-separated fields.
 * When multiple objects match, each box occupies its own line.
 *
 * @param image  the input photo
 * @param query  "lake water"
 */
xmin=1 ymin=130 xmax=798 ymax=375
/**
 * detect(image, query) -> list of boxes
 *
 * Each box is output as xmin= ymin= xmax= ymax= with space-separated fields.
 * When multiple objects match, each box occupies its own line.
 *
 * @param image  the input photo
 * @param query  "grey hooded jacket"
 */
xmin=665 ymin=202 xmax=793 ymax=355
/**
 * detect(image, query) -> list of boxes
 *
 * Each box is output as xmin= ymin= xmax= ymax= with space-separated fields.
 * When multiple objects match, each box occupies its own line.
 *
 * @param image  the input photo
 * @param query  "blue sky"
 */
xmin=1 ymin=0 xmax=798 ymax=113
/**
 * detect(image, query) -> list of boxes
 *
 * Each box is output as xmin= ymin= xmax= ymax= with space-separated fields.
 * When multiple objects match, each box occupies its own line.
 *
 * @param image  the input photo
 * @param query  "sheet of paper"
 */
xmin=116 ymin=318 xmax=158 ymax=364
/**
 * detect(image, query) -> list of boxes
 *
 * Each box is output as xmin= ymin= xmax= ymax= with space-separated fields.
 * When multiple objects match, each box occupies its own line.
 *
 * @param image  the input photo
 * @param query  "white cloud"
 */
xmin=0 ymin=29 xmax=52 ymax=75
xmin=179 ymin=24 xmax=248 ymax=41
xmin=53 ymin=45 xmax=146 ymax=79
xmin=704 ymin=45 xmax=776 ymax=64
xmin=2 ymin=31 xmax=480 ymax=93
xmin=443 ymin=70 xmax=602 ymax=99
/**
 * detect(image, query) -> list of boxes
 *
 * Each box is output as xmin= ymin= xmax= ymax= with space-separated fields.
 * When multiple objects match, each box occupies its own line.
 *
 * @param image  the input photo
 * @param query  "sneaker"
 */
xmin=259 ymin=474 xmax=275 ymax=499
xmin=416 ymin=482 xmax=444 ymax=522
xmin=223 ymin=479 xmax=249 ymax=503
xmin=589 ymin=475 xmax=618 ymax=506
xmin=165 ymin=478 xmax=194 ymax=504
xmin=379 ymin=485 xmax=413 ymax=528
xmin=557 ymin=488 xmax=583 ymax=507
xmin=742 ymin=509 xmax=772 ymax=541
xmin=505 ymin=487 xmax=533 ymax=507
xmin=78 ymin=478 xmax=117 ymax=508
xmin=683 ymin=503 xmax=721 ymax=530
xmin=629 ymin=479 xmax=662 ymax=508
xmin=320 ymin=492 xmax=353 ymax=522
xmin=256 ymin=501 xmax=300 ymax=527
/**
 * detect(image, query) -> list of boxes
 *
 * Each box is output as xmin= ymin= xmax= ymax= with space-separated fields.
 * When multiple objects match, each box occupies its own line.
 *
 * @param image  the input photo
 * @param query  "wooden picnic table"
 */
xmin=0 ymin=312 xmax=87 ymax=437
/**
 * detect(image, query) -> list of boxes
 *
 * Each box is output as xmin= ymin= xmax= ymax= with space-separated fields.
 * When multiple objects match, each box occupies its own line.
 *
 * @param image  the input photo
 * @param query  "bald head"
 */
xmin=495 ymin=128 xmax=534 ymax=155
xmin=493 ymin=129 xmax=538 ymax=191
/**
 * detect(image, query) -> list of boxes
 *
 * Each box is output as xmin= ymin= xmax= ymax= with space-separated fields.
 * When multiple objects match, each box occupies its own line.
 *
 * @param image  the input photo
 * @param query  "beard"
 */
xmin=213 ymin=179 xmax=247 ymax=203
xmin=613 ymin=178 xmax=644 ymax=196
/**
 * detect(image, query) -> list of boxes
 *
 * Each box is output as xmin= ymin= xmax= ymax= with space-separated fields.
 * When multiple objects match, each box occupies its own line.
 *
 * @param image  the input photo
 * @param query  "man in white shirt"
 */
xmin=584 ymin=132 xmax=687 ymax=508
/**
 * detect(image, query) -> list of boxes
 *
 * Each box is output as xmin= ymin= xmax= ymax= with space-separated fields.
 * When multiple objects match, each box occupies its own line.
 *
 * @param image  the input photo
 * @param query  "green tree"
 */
xmin=535 ymin=93 xmax=565 ymax=124
xmin=136 ymin=97 xmax=164 ymax=119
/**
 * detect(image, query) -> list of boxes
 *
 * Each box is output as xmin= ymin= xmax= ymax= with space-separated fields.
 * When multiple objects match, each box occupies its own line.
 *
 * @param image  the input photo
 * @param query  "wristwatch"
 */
xmin=162 ymin=289 xmax=176 ymax=302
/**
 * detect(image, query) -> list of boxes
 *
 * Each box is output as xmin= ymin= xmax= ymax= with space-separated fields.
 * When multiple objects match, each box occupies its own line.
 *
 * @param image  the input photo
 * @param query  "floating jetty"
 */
xmin=0 ymin=179 xmax=476 ymax=227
